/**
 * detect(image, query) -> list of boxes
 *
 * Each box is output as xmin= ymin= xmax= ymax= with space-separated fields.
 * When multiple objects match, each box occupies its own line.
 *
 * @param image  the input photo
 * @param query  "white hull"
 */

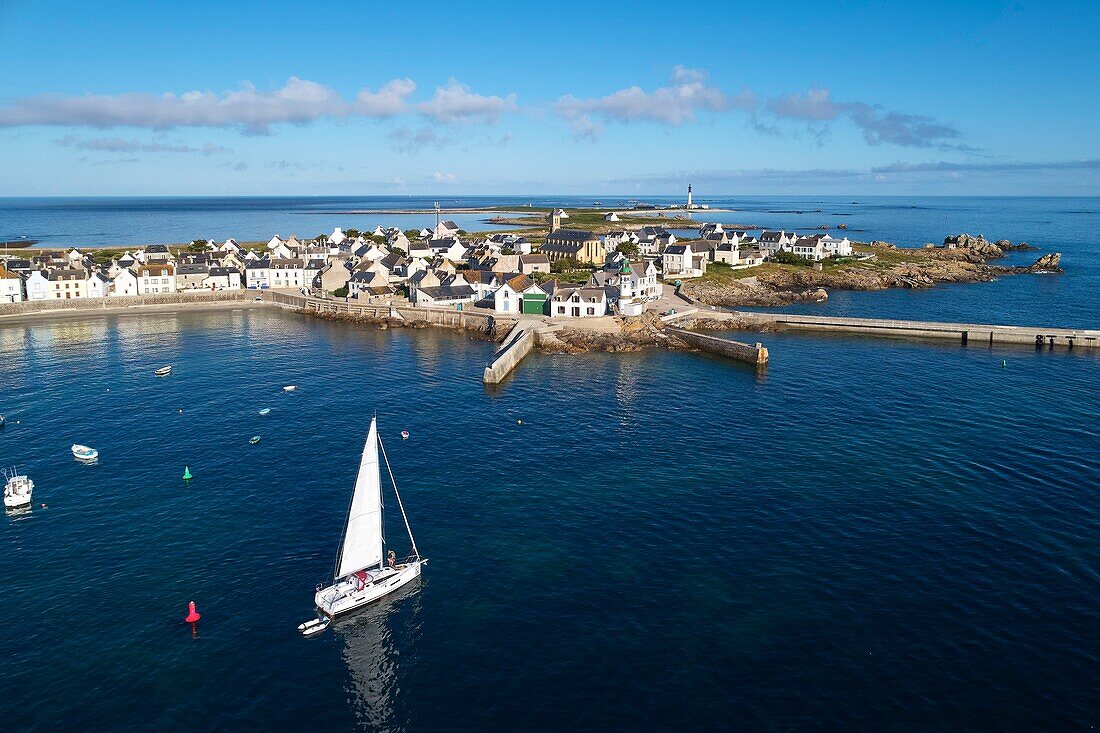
xmin=3 ymin=474 xmax=33 ymax=508
xmin=315 ymin=561 xmax=424 ymax=619
xmin=71 ymin=444 xmax=98 ymax=461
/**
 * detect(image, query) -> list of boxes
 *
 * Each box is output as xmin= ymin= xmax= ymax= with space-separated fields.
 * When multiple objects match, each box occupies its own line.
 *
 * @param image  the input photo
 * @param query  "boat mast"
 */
xmin=378 ymin=434 xmax=420 ymax=561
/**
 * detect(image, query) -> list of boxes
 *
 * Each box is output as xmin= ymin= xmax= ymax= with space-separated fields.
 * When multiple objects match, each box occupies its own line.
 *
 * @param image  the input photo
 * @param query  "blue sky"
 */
xmin=1 ymin=0 xmax=1097 ymax=196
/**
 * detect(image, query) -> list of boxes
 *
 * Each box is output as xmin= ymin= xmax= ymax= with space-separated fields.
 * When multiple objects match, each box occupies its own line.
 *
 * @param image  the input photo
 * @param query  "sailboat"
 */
xmin=310 ymin=417 xmax=424 ymax=627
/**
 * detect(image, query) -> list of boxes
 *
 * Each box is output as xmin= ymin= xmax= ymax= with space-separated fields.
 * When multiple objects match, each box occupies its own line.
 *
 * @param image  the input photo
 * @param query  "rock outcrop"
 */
xmin=1024 ymin=253 xmax=1063 ymax=273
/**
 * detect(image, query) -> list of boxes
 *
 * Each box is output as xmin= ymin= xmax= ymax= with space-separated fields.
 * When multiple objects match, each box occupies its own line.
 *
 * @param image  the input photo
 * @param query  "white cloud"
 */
xmin=0 ymin=77 xmax=418 ymax=134
xmin=766 ymin=88 xmax=962 ymax=148
xmin=417 ymin=80 xmax=517 ymax=124
xmin=554 ymin=68 xmax=756 ymax=135
xmin=431 ymin=171 xmax=458 ymax=183
xmin=56 ymin=135 xmax=231 ymax=155
xmin=766 ymin=88 xmax=841 ymax=121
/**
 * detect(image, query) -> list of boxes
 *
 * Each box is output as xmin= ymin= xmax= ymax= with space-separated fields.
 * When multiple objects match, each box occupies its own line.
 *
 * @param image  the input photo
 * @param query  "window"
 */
xmin=587 ymin=307 xmax=595 ymax=316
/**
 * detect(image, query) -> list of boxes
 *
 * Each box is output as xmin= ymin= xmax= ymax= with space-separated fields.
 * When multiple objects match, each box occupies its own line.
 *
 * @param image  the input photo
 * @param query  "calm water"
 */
xmin=1 ymin=309 xmax=1097 ymax=731
xmin=2 ymin=195 xmax=1098 ymax=327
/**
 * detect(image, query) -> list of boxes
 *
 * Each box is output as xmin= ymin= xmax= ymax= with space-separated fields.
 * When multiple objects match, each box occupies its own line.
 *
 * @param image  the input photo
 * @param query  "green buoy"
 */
xmin=182 ymin=466 xmax=192 ymax=480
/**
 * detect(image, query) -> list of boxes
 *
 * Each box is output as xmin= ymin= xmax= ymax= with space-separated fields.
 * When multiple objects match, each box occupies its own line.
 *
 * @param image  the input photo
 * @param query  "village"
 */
xmin=0 ymin=199 xmax=855 ymax=318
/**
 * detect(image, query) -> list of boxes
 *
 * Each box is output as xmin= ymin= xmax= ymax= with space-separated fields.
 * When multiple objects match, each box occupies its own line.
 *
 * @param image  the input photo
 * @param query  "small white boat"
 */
xmin=298 ymin=616 xmax=331 ymax=637
xmin=313 ymin=417 xmax=425 ymax=624
xmin=0 ymin=414 xmax=6 ymax=428
xmin=400 ymin=430 xmax=410 ymax=441
xmin=283 ymin=385 xmax=297 ymax=392
xmin=249 ymin=436 xmax=261 ymax=445
xmin=71 ymin=444 xmax=99 ymax=462
xmin=258 ymin=408 xmax=272 ymax=416
xmin=3 ymin=469 xmax=34 ymax=509
xmin=154 ymin=366 xmax=172 ymax=377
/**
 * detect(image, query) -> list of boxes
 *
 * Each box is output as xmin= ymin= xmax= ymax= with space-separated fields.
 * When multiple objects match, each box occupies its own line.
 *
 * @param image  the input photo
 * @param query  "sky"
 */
xmin=0 ymin=0 xmax=1098 ymax=196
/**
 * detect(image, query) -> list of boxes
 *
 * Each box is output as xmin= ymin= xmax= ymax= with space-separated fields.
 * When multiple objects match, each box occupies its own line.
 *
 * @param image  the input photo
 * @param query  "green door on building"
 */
xmin=522 ymin=294 xmax=547 ymax=315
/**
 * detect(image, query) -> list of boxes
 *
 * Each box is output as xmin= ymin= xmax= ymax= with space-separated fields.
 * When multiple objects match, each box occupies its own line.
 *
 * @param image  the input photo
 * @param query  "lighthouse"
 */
xmin=687 ymin=184 xmax=693 ymax=209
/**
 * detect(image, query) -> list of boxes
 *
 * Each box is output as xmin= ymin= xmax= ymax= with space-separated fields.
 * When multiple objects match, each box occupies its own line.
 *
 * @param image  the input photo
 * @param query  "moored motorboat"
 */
xmin=249 ymin=436 xmax=261 ymax=445
xmin=400 ymin=430 xmax=409 ymax=440
xmin=311 ymin=417 xmax=425 ymax=629
xmin=283 ymin=385 xmax=297 ymax=392
xmin=3 ymin=469 xmax=34 ymax=509
xmin=258 ymin=408 xmax=271 ymax=416
xmin=154 ymin=366 xmax=172 ymax=377
xmin=71 ymin=444 xmax=99 ymax=462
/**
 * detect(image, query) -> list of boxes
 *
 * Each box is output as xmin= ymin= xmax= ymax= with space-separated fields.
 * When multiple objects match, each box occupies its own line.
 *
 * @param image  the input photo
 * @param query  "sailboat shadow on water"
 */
xmin=302 ymin=417 xmax=425 ymax=636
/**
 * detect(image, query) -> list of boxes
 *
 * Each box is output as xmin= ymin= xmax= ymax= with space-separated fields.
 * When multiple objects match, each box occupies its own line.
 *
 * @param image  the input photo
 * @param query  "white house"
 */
xmin=110 ymin=268 xmax=138 ymax=297
xmin=202 ymin=267 xmax=242 ymax=291
xmin=604 ymin=212 xmax=620 ymax=222
xmin=759 ymin=230 xmax=797 ymax=256
xmin=791 ymin=236 xmax=827 ymax=261
xmin=264 ymin=236 xmax=284 ymax=251
xmin=820 ymin=234 xmax=853 ymax=257
xmin=269 ymin=258 xmax=305 ymax=289
xmin=0 ymin=265 xmax=23 ymax=302
xmin=268 ymin=241 xmax=294 ymax=259
xmin=549 ymin=286 xmax=607 ymax=318
xmin=434 ymin=220 xmax=460 ymax=238
xmin=428 ymin=237 xmax=467 ymax=261
xmin=413 ymin=284 xmax=477 ymax=308
xmin=328 ymin=227 xmax=347 ymax=247
xmin=135 ymin=264 xmax=176 ymax=295
xmin=662 ymin=243 xmax=697 ymax=277
xmin=491 ymin=274 xmax=534 ymax=314
xmin=86 ymin=271 xmax=109 ymax=298
xmin=245 ymin=259 xmax=271 ymax=289
xmin=25 ymin=270 xmax=49 ymax=301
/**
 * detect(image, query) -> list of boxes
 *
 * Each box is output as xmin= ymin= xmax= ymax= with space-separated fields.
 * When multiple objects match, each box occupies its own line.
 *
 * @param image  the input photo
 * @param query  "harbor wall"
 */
xmin=483 ymin=323 xmax=536 ymax=384
xmin=729 ymin=311 xmax=1100 ymax=350
xmin=666 ymin=327 xmax=769 ymax=365
xmin=0 ymin=290 xmax=254 ymax=317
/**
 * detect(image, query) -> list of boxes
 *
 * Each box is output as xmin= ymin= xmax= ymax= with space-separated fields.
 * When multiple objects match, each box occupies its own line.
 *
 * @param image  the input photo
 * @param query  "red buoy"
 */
xmin=185 ymin=600 xmax=201 ymax=623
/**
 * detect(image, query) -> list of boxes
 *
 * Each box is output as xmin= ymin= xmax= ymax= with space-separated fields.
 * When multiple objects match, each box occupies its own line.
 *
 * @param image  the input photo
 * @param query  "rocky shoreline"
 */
xmin=684 ymin=234 xmax=1062 ymax=307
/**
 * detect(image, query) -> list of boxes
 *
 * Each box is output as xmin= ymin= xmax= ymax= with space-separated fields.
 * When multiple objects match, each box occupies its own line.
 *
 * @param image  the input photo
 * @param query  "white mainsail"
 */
xmin=337 ymin=418 xmax=383 ymax=578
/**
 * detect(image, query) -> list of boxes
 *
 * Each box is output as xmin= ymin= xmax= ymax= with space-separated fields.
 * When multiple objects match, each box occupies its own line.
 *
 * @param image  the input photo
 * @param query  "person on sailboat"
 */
xmin=387 ymin=550 xmax=396 ymax=569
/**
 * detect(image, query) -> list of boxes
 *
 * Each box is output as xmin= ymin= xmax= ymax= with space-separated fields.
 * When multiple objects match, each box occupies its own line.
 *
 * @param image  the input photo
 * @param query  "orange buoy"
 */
xmin=185 ymin=600 xmax=201 ymax=623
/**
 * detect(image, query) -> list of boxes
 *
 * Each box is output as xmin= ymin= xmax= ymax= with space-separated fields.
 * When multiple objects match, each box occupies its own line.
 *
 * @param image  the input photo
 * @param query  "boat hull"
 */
xmin=315 ymin=561 xmax=423 ymax=619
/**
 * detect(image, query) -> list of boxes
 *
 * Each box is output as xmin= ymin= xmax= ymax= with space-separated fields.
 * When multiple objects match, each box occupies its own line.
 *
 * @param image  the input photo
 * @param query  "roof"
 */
xmin=439 ymin=220 xmax=459 ymax=229
xmin=664 ymin=245 xmax=689 ymax=255
xmin=547 ymin=229 xmax=597 ymax=243
xmin=519 ymin=253 xmax=549 ymax=264
xmin=418 ymin=285 xmax=475 ymax=300
xmin=48 ymin=268 xmax=86 ymax=281
xmin=551 ymin=286 xmax=606 ymax=302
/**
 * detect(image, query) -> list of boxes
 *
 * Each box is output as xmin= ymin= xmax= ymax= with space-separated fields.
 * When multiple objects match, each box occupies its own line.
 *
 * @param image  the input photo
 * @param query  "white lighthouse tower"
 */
xmin=687 ymin=184 xmax=693 ymax=209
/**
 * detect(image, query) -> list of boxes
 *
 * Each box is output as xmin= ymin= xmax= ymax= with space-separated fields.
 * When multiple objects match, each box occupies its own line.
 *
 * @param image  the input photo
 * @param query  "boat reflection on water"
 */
xmin=334 ymin=579 xmax=424 ymax=731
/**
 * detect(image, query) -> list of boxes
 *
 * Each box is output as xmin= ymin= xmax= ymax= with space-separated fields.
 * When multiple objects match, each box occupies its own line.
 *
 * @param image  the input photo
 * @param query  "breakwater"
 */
xmin=666 ymin=327 xmax=770 ymax=365
xmin=728 ymin=311 xmax=1100 ymax=350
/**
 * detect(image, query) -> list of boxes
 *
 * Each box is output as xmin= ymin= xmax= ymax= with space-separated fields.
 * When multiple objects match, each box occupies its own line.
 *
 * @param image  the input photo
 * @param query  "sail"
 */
xmin=337 ymin=419 xmax=383 ymax=578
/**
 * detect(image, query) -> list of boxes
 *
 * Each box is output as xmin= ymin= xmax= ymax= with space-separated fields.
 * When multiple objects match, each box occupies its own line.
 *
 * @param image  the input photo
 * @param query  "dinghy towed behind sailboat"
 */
xmin=308 ymin=418 xmax=424 ymax=630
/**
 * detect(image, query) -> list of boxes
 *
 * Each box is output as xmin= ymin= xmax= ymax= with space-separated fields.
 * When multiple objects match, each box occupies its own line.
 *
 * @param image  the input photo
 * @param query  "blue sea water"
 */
xmin=0 ymin=309 xmax=1098 ymax=731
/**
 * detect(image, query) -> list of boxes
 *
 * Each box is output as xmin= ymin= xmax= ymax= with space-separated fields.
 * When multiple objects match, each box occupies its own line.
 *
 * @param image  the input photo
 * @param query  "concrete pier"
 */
xmin=666 ymin=327 xmax=769 ymax=365
xmin=728 ymin=311 xmax=1100 ymax=349
xmin=483 ymin=322 xmax=536 ymax=384
xmin=664 ymin=304 xmax=1098 ymax=351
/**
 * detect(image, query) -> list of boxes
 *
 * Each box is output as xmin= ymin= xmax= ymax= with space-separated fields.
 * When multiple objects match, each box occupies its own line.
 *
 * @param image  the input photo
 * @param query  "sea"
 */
xmin=0 ymin=197 xmax=1098 ymax=731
